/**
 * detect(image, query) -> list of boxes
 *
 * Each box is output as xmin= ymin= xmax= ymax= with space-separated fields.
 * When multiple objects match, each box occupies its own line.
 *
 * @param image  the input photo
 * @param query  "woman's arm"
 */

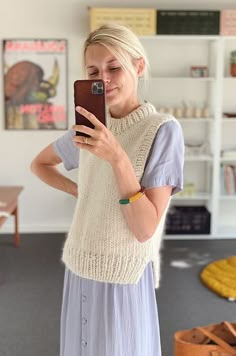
xmin=111 ymin=154 xmax=172 ymax=243
xmin=111 ymin=120 xmax=184 ymax=243
xmin=31 ymin=143 xmax=78 ymax=198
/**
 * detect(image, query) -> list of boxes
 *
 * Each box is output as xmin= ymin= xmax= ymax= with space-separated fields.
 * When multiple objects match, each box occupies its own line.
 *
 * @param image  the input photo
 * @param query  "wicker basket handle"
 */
xmin=211 ymin=352 xmax=236 ymax=356
xmin=195 ymin=327 xmax=236 ymax=354
xmin=223 ymin=322 xmax=236 ymax=338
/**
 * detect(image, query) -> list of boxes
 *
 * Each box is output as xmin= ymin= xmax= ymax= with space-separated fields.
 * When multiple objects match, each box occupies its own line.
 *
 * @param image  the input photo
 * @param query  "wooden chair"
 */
xmin=0 ymin=186 xmax=23 ymax=247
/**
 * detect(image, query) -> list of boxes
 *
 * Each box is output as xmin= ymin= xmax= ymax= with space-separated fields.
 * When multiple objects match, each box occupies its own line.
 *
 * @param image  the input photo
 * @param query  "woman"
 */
xmin=31 ymin=23 xmax=184 ymax=356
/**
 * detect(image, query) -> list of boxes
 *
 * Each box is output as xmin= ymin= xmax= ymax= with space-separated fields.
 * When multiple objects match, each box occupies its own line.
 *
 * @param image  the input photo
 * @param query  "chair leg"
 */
xmin=13 ymin=206 xmax=20 ymax=247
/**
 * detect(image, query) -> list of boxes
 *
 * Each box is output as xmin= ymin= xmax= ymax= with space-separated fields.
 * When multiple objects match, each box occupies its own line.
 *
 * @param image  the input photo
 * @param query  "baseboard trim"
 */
xmin=0 ymin=224 xmax=70 ymax=234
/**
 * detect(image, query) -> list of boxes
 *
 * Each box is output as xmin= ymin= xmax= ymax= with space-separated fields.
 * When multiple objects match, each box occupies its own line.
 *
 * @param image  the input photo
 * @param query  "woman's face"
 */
xmin=84 ymin=44 xmax=140 ymax=117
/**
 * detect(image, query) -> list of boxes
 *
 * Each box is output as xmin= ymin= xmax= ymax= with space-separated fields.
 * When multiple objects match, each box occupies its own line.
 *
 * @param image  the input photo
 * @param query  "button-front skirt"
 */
xmin=60 ymin=262 xmax=162 ymax=356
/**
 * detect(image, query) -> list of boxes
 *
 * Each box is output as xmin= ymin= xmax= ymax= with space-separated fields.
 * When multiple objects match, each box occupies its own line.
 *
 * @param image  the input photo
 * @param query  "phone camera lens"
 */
xmin=92 ymin=81 xmax=104 ymax=95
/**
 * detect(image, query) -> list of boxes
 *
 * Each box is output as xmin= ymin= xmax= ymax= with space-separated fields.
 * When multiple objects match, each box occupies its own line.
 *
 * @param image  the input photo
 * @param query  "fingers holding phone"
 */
xmin=73 ymin=123 xmax=123 ymax=165
xmin=73 ymin=106 xmax=106 ymax=146
xmin=72 ymin=112 xmax=108 ymax=148
xmin=74 ymin=106 xmax=104 ymax=133
xmin=73 ymin=79 xmax=124 ymax=164
xmin=74 ymin=79 xmax=106 ymax=137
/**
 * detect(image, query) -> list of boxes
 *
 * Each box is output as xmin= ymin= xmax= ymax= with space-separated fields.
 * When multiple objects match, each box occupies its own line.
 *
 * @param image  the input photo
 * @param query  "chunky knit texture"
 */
xmin=62 ymin=103 xmax=176 ymax=288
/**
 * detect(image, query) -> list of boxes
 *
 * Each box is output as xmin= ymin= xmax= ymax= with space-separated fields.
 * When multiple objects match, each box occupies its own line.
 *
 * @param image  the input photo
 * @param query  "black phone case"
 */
xmin=74 ymin=79 xmax=106 ymax=137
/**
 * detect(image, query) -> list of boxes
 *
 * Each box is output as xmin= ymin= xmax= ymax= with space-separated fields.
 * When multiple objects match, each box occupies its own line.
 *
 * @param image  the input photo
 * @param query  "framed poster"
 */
xmin=3 ymin=39 xmax=68 ymax=130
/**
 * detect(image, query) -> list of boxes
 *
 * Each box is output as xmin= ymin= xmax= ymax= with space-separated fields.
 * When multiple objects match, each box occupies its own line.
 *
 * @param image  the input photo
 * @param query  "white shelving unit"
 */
xmin=140 ymin=35 xmax=236 ymax=239
xmin=172 ymin=193 xmax=211 ymax=200
xmin=178 ymin=118 xmax=214 ymax=122
xmin=150 ymin=77 xmax=216 ymax=82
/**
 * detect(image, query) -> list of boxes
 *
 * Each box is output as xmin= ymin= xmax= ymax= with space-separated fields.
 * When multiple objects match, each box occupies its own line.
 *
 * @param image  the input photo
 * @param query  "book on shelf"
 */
xmin=221 ymin=164 xmax=236 ymax=195
xmin=233 ymin=166 xmax=236 ymax=193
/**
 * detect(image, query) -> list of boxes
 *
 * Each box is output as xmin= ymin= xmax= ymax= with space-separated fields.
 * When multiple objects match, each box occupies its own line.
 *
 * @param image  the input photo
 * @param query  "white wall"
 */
xmin=1 ymin=0 xmax=236 ymax=233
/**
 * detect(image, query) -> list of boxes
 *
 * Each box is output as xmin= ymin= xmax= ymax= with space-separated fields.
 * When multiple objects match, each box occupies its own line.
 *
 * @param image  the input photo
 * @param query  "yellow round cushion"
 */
xmin=200 ymin=256 xmax=236 ymax=299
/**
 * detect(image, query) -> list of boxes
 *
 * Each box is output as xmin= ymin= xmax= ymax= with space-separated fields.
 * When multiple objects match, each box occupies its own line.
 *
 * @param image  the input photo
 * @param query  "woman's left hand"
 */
xmin=72 ymin=106 xmax=124 ymax=165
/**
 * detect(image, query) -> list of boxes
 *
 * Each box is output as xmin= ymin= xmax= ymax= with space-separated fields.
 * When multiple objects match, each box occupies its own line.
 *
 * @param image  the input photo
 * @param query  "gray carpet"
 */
xmin=157 ymin=238 xmax=236 ymax=355
xmin=0 ymin=234 xmax=235 ymax=356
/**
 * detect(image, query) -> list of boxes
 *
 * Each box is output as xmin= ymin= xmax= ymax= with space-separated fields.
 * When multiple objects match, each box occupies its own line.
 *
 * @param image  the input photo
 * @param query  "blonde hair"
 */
xmin=83 ymin=23 xmax=150 ymax=83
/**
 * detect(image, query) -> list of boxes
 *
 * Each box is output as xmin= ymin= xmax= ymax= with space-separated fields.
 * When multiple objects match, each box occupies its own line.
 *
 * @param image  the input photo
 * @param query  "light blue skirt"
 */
xmin=60 ymin=262 xmax=162 ymax=356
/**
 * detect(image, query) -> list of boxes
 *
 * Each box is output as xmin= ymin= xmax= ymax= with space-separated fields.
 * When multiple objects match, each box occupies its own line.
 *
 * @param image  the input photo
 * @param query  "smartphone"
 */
xmin=74 ymin=79 xmax=106 ymax=137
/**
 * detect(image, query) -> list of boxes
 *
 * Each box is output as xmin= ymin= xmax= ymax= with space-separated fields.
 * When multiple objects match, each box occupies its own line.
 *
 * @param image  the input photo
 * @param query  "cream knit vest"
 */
xmin=62 ymin=103 xmax=175 ymax=288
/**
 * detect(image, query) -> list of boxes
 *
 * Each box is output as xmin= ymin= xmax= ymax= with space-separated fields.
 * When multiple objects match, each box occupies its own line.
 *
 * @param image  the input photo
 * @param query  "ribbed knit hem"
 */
xmin=62 ymin=246 xmax=152 ymax=286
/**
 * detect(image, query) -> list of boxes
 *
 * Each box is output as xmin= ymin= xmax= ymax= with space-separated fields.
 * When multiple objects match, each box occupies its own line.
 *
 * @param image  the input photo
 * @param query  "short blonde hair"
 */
xmin=83 ymin=23 xmax=150 ymax=82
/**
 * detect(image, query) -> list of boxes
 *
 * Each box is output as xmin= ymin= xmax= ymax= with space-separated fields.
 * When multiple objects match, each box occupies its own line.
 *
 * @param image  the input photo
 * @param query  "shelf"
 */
xmin=217 ymin=226 xmax=236 ymax=238
xmin=150 ymin=77 xmax=216 ymax=82
xmin=222 ymin=118 xmax=236 ymax=122
xmin=220 ymin=157 xmax=236 ymax=162
xmin=164 ymin=233 xmax=213 ymax=240
xmin=172 ymin=193 xmax=211 ymax=200
xmin=140 ymin=35 xmax=236 ymax=41
xmin=165 ymin=230 xmax=236 ymax=239
xmin=220 ymin=195 xmax=236 ymax=200
xmin=178 ymin=118 xmax=214 ymax=122
xmin=223 ymin=36 xmax=236 ymax=40
xmin=185 ymin=155 xmax=213 ymax=161
xmin=224 ymin=77 xmax=236 ymax=81
xmin=140 ymin=35 xmax=219 ymax=41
